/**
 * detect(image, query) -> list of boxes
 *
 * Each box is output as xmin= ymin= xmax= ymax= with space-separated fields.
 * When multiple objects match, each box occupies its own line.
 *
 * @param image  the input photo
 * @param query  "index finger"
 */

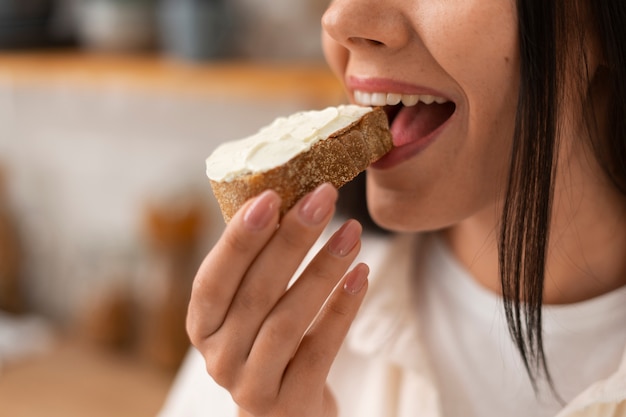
xmin=187 ymin=190 xmax=281 ymax=345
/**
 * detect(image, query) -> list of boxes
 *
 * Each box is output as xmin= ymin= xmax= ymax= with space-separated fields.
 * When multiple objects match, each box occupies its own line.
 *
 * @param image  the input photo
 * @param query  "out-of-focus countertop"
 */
xmin=0 ymin=339 xmax=174 ymax=417
xmin=0 ymin=50 xmax=345 ymax=104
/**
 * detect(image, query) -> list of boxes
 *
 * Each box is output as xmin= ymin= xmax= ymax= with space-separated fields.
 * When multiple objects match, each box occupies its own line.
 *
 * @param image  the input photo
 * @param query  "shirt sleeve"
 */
xmin=157 ymin=348 xmax=238 ymax=417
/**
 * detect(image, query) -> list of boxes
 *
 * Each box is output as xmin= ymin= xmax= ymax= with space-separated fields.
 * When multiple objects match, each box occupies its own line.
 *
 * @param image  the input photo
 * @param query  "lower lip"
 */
xmin=371 ymin=111 xmax=456 ymax=170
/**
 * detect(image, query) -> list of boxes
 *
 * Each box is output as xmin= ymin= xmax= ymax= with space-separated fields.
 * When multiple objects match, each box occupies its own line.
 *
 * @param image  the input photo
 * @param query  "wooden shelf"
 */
xmin=0 ymin=50 xmax=346 ymax=104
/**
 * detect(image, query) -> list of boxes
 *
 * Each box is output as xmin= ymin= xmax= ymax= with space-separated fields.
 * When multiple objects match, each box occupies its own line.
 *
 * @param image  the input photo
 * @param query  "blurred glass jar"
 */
xmin=158 ymin=0 xmax=230 ymax=62
xmin=75 ymin=0 xmax=157 ymax=52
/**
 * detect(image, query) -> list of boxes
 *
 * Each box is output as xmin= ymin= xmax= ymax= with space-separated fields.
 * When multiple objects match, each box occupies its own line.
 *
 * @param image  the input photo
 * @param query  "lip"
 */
xmin=346 ymin=75 xmax=452 ymax=99
xmin=346 ymin=76 xmax=457 ymax=170
xmin=371 ymin=110 xmax=456 ymax=169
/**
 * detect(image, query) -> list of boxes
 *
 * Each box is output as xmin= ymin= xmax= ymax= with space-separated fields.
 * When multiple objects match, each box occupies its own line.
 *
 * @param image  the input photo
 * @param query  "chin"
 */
xmin=365 ymin=183 xmax=467 ymax=234
xmin=365 ymin=175 xmax=417 ymax=231
xmin=366 ymin=191 xmax=422 ymax=232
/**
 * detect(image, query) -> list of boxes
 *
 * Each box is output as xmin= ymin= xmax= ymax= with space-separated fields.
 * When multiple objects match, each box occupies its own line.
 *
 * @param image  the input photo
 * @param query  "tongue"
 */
xmin=390 ymin=102 xmax=455 ymax=147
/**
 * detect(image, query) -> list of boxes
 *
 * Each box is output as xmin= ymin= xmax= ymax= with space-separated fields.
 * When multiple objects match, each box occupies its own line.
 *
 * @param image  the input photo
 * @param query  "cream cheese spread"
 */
xmin=206 ymin=105 xmax=373 ymax=182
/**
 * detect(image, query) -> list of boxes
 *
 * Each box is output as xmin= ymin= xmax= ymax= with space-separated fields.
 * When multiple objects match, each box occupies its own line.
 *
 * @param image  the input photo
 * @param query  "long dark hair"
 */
xmin=502 ymin=0 xmax=626 ymax=391
xmin=337 ymin=0 xmax=626 ymax=393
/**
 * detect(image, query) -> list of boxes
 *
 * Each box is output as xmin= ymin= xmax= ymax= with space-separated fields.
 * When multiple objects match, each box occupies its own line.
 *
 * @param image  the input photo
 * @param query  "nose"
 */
xmin=322 ymin=0 xmax=411 ymax=52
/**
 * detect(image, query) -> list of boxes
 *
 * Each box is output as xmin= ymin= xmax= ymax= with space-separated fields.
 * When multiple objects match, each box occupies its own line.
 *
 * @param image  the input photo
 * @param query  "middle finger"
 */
xmin=218 ymin=184 xmax=339 ymax=355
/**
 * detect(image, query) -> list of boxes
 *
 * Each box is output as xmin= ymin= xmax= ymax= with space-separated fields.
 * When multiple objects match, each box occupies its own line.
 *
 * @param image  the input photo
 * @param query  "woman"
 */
xmin=159 ymin=0 xmax=626 ymax=416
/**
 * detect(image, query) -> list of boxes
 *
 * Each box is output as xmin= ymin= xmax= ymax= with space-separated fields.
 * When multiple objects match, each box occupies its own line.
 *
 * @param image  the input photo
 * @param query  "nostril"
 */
xmin=349 ymin=37 xmax=386 ymax=47
xmin=322 ymin=1 xmax=410 ymax=51
xmin=366 ymin=39 xmax=386 ymax=47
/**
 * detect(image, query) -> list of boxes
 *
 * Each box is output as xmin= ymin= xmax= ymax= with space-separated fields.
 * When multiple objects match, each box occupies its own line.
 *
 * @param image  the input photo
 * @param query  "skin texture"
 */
xmin=187 ymin=1 xmax=626 ymax=416
xmin=322 ymin=0 xmax=626 ymax=304
xmin=187 ymin=184 xmax=369 ymax=417
xmin=323 ymin=0 xmax=520 ymax=233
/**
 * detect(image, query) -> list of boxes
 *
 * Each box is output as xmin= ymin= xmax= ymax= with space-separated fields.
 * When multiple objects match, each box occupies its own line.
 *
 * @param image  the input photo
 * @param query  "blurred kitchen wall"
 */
xmin=0 ymin=0 xmax=341 ymax=372
xmin=0 ymin=0 xmax=327 ymax=60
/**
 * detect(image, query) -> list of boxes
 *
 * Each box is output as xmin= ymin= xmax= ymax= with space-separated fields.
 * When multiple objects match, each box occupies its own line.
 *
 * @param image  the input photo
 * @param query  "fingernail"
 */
xmin=344 ymin=264 xmax=369 ymax=295
xmin=243 ymin=191 xmax=280 ymax=230
xmin=298 ymin=184 xmax=336 ymax=225
xmin=328 ymin=220 xmax=361 ymax=257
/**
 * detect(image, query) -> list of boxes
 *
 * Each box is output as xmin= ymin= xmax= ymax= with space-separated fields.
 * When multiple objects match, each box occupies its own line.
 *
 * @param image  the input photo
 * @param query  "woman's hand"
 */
xmin=187 ymin=183 xmax=369 ymax=417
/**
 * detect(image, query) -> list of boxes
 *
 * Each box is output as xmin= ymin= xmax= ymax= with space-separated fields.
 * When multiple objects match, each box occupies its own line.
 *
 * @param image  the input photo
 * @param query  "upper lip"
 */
xmin=346 ymin=75 xmax=453 ymax=101
xmin=346 ymin=75 xmax=457 ymax=132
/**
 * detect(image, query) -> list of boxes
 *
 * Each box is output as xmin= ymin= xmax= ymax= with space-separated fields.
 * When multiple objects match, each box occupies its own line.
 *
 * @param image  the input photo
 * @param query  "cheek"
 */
xmin=323 ymin=1 xmax=520 ymax=232
xmin=418 ymin=1 xmax=519 ymax=110
xmin=365 ymin=10 xmax=520 ymax=232
xmin=366 ymin=105 xmax=516 ymax=233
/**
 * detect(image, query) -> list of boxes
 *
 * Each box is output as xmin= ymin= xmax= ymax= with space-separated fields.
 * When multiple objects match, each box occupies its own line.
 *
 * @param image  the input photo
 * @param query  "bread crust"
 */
xmin=210 ymin=107 xmax=392 ymax=222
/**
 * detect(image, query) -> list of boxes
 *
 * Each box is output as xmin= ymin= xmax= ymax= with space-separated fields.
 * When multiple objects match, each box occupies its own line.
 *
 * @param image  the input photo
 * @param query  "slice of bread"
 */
xmin=207 ymin=106 xmax=392 ymax=222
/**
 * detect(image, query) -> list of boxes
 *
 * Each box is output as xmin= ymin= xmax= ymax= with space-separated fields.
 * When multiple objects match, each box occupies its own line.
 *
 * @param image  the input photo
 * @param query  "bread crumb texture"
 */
xmin=210 ymin=107 xmax=392 ymax=222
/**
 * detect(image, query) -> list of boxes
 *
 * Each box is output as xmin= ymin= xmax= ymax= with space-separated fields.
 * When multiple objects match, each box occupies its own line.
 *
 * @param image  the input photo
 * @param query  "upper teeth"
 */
xmin=354 ymin=90 xmax=448 ymax=107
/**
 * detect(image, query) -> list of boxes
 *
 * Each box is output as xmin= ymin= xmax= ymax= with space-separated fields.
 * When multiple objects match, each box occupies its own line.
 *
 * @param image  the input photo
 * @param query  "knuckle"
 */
xmin=325 ymin=297 xmax=352 ymax=318
xmin=306 ymin=261 xmax=339 ymax=284
xmin=303 ymin=346 xmax=328 ymax=369
xmin=295 ymin=335 xmax=330 ymax=373
xmin=276 ymin=224 xmax=312 ymax=252
xmin=231 ymin=384 xmax=275 ymax=416
xmin=222 ymin=227 xmax=255 ymax=254
xmin=204 ymin=345 xmax=239 ymax=388
xmin=190 ymin=274 xmax=211 ymax=297
xmin=186 ymin=296 xmax=225 ymax=346
xmin=264 ymin=315 xmax=300 ymax=344
xmin=236 ymin=282 xmax=274 ymax=313
xmin=185 ymin=313 xmax=203 ymax=347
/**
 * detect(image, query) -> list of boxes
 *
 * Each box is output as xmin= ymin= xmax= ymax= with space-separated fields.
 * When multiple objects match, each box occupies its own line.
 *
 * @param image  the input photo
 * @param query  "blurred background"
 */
xmin=0 ymin=0 xmax=344 ymax=415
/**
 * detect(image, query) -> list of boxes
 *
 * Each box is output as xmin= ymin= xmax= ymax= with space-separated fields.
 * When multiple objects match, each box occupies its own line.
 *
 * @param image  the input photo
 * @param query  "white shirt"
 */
xmin=158 ymin=232 xmax=626 ymax=417
xmin=418 ymin=235 xmax=626 ymax=417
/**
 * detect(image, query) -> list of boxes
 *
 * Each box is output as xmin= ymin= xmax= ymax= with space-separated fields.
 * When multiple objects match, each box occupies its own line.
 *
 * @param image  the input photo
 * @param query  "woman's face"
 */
xmin=322 ymin=0 xmax=520 ymax=231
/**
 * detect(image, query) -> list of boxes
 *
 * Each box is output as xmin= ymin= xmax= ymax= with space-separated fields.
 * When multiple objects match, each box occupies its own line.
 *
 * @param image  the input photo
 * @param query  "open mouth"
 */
xmin=354 ymin=90 xmax=456 ymax=147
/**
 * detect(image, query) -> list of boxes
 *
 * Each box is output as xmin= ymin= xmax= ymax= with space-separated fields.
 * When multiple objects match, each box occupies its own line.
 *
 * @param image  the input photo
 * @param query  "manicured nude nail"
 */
xmin=298 ymin=184 xmax=337 ymax=225
xmin=328 ymin=220 xmax=362 ymax=257
xmin=243 ymin=191 xmax=279 ymax=230
xmin=344 ymin=263 xmax=369 ymax=295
